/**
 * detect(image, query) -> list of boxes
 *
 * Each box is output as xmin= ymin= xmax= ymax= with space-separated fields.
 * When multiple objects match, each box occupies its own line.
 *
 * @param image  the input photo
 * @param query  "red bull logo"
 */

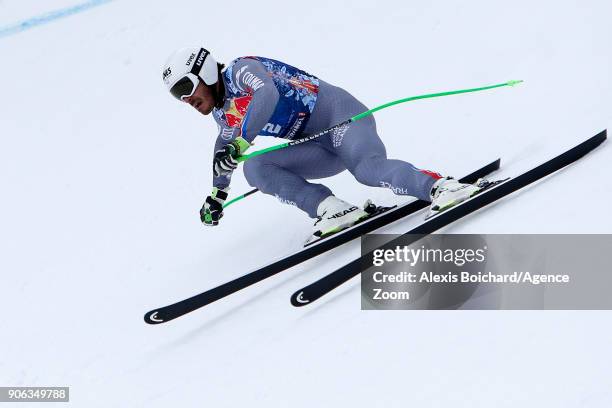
xmin=225 ymin=95 xmax=253 ymax=128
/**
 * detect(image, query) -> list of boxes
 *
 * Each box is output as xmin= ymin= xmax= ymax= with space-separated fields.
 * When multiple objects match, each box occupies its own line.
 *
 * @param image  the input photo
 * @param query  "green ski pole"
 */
xmin=237 ymin=80 xmax=523 ymax=163
xmin=226 ymin=79 xmax=522 ymax=208
xmin=222 ymin=188 xmax=259 ymax=209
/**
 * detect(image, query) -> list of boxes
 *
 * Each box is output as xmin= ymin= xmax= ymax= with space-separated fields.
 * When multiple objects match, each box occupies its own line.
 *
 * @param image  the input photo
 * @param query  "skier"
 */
xmin=162 ymin=47 xmax=482 ymax=242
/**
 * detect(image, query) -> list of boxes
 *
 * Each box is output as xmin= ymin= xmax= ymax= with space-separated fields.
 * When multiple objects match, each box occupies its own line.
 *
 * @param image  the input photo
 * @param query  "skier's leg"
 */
xmin=338 ymin=120 xmax=485 ymax=216
xmin=310 ymin=87 xmax=439 ymax=201
xmin=334 ymin=116 xmax=441 ymax=201
xmin=243 ymin=141 xmax=346 ymax=218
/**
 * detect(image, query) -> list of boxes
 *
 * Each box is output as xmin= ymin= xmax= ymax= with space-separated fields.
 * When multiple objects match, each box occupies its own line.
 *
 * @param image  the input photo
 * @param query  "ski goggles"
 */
xmin=170 ymin=73 xmax=200 ymax=100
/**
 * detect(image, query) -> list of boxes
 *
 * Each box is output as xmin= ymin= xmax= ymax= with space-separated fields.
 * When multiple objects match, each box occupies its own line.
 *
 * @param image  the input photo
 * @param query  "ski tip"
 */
xmin=506 ymin=79 xmax=524 ymax=87
xmin=290 ymin=291 xmax=311 ymax=307
xmin=144 ymin=310 xmax=165 ymax=325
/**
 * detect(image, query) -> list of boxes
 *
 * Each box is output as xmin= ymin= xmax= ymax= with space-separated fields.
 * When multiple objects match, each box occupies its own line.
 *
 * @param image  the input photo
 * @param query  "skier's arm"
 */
xmin=211 ymin=59 xmax=279 ymax=187
xmin=212 ymin=134 xmax=234 ymax=189
xmin=204 ymin=59 xmax=279 ymax=225
xmin=204 ymin=134 xmax=249 ymax=226
xmin=231 ymin=58 xmax=280 ymax=143
xmin=202 ymin=134 xmax=234 ymax=227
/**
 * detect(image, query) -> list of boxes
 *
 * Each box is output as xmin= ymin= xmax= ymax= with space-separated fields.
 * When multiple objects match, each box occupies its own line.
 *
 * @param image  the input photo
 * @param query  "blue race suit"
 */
xmin=211 ymin=56 xmax=441 ymax=218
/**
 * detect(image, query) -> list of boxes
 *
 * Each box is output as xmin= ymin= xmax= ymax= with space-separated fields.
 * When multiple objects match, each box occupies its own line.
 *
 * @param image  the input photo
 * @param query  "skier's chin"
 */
xmin=198 ymin=105 xmax=213 ymax=116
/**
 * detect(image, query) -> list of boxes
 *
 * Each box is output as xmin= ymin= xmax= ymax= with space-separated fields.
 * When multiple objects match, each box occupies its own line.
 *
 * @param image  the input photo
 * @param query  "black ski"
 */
xmin=144 ymin=159 xmax=500 ymax=324
xmin=290 ymin=130 xmax=606 ymax=307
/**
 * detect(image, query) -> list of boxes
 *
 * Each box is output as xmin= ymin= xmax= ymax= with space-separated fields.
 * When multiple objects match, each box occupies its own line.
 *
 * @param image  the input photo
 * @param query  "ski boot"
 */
xmin=428 ymin=177 xmax=490 ymax=218
xmin=305 ymin=196 xmax=372 ymax=245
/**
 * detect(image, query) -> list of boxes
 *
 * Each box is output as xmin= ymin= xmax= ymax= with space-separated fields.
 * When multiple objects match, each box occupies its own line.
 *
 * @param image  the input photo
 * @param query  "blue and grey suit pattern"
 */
xmin=211 ymin=56 xmax=441 ymax=218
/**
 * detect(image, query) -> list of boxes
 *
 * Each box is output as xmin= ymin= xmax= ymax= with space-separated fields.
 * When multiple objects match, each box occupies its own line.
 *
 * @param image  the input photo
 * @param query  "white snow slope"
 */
xmin=1 ymin=0 xmax=611 ymax=407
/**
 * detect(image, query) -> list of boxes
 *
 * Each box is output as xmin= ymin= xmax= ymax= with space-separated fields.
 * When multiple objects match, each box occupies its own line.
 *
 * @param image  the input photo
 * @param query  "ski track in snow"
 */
xmin=0 ymin=0 xmax=611 ymax=406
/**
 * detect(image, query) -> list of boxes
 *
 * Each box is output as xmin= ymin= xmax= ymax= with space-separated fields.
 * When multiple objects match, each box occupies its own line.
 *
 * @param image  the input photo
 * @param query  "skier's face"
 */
xmin=183 ymin=81 xmax=215 ymax=116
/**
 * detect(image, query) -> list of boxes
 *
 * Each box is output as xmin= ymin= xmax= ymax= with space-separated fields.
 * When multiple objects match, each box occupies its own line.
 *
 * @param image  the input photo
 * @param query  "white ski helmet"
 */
xmin=162 ymin=47 xmax=218 ymax=100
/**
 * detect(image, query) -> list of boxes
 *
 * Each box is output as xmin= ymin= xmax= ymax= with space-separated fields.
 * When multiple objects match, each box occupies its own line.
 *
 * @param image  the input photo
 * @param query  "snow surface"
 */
xmin=1 ymin=0 xmax=611 ymax=406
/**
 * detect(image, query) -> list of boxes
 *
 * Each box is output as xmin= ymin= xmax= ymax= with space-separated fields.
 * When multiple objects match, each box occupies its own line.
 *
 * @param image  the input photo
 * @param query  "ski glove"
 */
xmin=213 ymin=137 xmax=250 ymax=177
xmin=200 ymin=187 xmax=229 ymax=226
